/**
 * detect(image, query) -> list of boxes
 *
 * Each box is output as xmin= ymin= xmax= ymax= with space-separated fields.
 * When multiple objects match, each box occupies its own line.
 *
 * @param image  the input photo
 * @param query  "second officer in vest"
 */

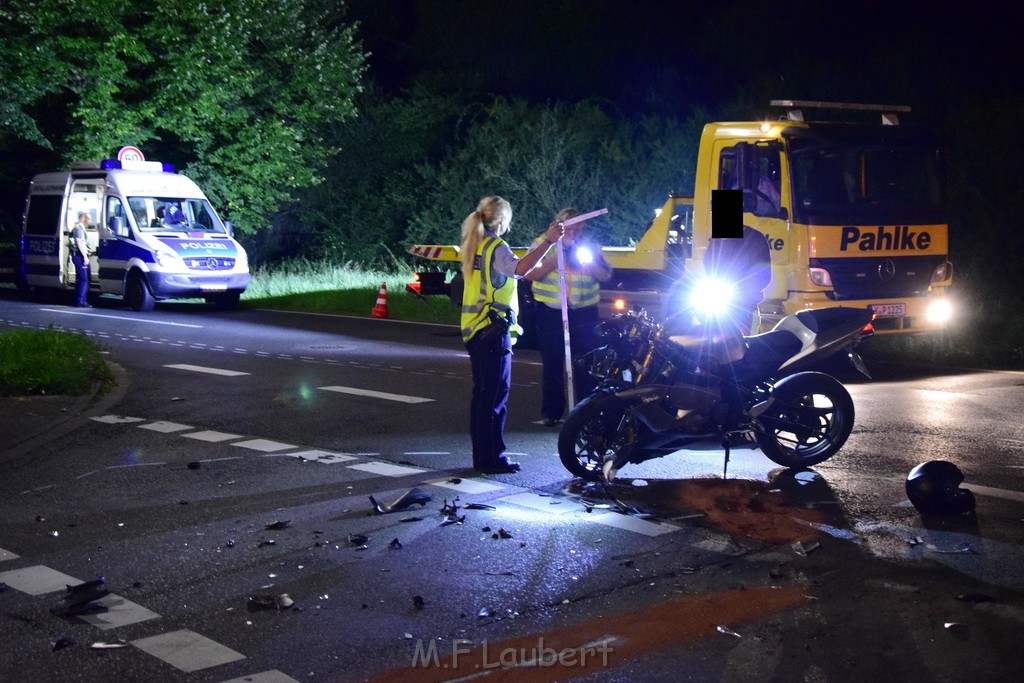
xmin=525 ymin=208 xmax=613 ymax=426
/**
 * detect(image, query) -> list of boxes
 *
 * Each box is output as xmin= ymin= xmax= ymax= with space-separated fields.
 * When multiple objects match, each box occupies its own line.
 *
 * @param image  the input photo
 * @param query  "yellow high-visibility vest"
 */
xmin=461 ymin=235 xmax=518 ymax=342
xmin=530 ymin=238 xmax=601 ymax=309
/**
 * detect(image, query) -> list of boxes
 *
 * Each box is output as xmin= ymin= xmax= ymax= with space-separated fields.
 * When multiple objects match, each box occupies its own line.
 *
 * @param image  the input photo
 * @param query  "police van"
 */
xmin=17 ymin=159 xmax=249 ymax=310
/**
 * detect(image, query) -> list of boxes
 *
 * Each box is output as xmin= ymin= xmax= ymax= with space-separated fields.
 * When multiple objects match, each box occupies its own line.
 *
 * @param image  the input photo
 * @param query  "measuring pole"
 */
xmin=555 ymin=208 xmax=608 ymax=409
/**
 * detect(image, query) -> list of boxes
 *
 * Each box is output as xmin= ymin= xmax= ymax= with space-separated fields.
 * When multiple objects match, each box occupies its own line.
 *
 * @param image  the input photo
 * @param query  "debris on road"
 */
xmin=716 ymin=625 xmax=742 ymax=638
xmin=187 ymin=461 xmax=201 ymax=470
xmin=389 ymin=538 xmax=403 ymax=550
xmin=348 ymin=533 xmax=369 ymax=547
xmin=465 ymin=503 xmax=496 ymax=511
xmin=956 ymin=593 xmax=994 ymax=604
xmin=51 ymin=577 xmax=110 ymax=617
xmin=51 ymin=637 xmax=75 ymax=651
xmin=413 ymin=595 xmax=425 ymax=610
xmin=257 ymin=540 xmax=276 ymax=548
xmin=248 ymin=593 xmax=294 ymax=611
xmin=265 ymin=520 xmax=291 ymax=530
xmin=370 ymin=488 xmax=433 ymax=514
xmin=89 ymin=641 xmax=128 ymax=650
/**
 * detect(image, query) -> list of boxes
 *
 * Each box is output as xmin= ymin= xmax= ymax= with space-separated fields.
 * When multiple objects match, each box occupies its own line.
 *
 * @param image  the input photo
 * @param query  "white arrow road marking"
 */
xmin=164 ymin=364 xmax=249 ymax=376
xmin=319 ymin=385 xmax=433 ymax=403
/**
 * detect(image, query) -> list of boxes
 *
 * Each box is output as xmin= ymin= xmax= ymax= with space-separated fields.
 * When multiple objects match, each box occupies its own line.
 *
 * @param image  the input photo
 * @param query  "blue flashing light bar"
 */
xmin=99 ymin=160 xmax=175 ymax=173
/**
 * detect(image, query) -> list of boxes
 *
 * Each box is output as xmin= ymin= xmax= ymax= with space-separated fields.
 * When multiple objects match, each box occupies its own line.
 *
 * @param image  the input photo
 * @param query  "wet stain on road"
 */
xmin=369 ymin=585 xmax=811 ymax=682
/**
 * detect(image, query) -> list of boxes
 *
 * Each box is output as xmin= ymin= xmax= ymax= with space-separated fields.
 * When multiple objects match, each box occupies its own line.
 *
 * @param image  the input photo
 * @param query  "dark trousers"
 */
xmin=72 ymin=253 xmax=90 ymax=306
xmin=535 ymin=304 xmax=600 ymax=421
xmin=466 ymin=324 xmax=512 ymax=468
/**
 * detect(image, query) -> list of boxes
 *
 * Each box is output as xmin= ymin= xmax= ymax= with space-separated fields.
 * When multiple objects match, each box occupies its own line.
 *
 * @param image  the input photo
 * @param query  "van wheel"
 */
xmin=206 ymin=291 xmax=241 ymax=310
xmin=125 ymin=272 xmax=155 ymax=312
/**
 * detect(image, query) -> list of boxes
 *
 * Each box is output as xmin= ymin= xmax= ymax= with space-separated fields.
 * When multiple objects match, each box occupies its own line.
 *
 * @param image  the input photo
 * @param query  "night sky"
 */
xmin=348 ymin=0 xmax=1022 ymax=120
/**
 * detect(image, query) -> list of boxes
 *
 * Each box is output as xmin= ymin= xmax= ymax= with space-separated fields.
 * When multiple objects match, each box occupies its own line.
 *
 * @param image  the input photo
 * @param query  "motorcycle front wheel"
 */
xmin=558 ymin=393 xmax=631 ymax=480
xmin=754 ymin=372 xmax=854 ymax=468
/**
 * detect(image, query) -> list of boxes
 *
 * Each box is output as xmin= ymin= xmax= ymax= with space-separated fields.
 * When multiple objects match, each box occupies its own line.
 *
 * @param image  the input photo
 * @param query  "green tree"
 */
xmin=0 ymin=0 xmax=365 ymax=234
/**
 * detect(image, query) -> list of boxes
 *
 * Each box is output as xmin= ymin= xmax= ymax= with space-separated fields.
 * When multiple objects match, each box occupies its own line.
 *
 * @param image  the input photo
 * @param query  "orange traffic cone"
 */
xmin=370 ymin=282 xmax=389 ymax=319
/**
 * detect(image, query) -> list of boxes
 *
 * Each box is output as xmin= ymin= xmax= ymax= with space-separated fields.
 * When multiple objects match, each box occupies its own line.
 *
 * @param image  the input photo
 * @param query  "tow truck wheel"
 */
xmin=125 ymin=272 xmax=155 ymax=312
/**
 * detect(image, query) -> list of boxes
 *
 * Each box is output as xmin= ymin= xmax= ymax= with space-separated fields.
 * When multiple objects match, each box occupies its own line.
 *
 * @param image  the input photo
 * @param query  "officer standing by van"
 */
xmin=70 ymin=212 xmax=92 ymax=308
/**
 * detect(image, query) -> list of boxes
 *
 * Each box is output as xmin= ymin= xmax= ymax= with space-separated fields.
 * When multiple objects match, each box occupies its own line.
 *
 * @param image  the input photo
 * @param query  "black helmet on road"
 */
xmin=905 ymin=460 xmax=976 ymax=515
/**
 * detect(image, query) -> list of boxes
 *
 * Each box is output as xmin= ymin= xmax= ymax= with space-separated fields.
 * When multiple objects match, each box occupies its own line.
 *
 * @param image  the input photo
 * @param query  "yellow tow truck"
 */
xmin=409 ymin=100 xmax=953 ymax=334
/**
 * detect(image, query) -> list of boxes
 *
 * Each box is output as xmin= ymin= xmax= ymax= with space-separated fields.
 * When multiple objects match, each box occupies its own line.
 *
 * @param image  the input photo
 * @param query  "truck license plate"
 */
xmin=201 ymin=284 xmax=228 ymax=291
xmin=871 ymin=303 xmax=906 ymax=318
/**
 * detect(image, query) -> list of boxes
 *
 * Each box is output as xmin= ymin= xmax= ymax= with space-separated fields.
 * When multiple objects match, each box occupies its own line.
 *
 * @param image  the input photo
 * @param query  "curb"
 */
xmin=0 ymin=361 xmax=129 ymax=462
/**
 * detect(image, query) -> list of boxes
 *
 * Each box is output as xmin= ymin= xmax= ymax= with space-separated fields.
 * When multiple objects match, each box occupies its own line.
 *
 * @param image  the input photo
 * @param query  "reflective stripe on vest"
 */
xmin=461 ymin=235 xmax=517 ymax=342
xmin=531 ymin=238 xmax=601 ymax=308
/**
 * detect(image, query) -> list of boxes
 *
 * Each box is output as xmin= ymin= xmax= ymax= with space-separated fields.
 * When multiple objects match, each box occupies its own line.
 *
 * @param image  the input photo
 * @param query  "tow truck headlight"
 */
xmin=809 ymin=267 xmax=833 ymax=287
xmin=926 ymin=299 xmax=952 ymax=324
xmin=689 ymin=277 xmax=735 ymax=317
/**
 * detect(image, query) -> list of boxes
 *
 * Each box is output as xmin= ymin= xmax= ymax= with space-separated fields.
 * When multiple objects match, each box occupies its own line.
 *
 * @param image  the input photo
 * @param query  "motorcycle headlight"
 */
xmin=689 ymin=277 xmax=735 ymax=317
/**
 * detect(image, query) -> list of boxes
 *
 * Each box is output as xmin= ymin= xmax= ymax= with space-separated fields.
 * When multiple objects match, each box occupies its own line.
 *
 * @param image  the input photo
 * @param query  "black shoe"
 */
xmin=477 ymin=457 xmax=521 ymax=474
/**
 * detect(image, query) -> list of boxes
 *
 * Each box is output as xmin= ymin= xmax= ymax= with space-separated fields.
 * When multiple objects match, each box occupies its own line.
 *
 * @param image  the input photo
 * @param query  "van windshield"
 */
xmin=128 ymin=197 xmax=227 ymax=234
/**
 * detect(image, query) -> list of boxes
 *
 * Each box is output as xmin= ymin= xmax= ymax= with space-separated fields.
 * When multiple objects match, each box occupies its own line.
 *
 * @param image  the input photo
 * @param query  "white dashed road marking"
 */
xmin=91 ymin=415 xmax=146 ymax=424
xmin=39 ymin=308 xmax=202 ymax=327
xmin=0 ymin=547 xmax=20 ymax=562
xmin=132 ymin=629 xmax=245 ymax=672
xmin=164 ymin=364 xmax=250 ymax=377
xmin=319 ymin=385 xmax=434 ymax=404
xmin=221 ymin=670 xmax=301 ymax=683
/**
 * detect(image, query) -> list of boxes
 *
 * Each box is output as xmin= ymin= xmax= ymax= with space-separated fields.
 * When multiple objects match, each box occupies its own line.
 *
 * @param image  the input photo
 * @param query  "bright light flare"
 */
xmin=926 ymin=299 xmax=952 ymax=324
xmin=689 ymin=277 xmax=735 ymax=317
xmin=576 ymin=246 xmax=594 ymax=265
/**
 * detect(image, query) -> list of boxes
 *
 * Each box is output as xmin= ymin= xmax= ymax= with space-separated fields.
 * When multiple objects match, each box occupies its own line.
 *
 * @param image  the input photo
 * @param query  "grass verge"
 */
xmin=0 ymin=326 xmax=114 ymax=396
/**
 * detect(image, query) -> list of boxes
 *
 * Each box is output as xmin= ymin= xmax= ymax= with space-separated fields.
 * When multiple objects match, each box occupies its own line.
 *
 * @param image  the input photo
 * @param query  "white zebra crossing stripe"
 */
xmin=348 ymin=462 xmax=429 ymax=477
xmin=499 ymin=492 xmax=583 ymax=515
xmin=0 ymin=547 xmax=19 ymax=562
xmin=133 ymin=629 xmax=245 ymax=672
xmin=0 ymin=565 xmax=80 ymax=595
xmin=164 ymin=364 xmax=250 ymax=376
xmin=426 ymin=477 xmax=503 ymax=494
xmin=587 ymin=512 xmax=677 ymax=536
xmin=182 ymin=430 xmax=243 ymax=443
xmin=319 ymin=385 xmax=433 ymax=404
xmin=139 ymin=421 xmax=194 ymax=433
xmin=78 ymin=594 xmax=160 ymax=629
xmin=91 ymin=415 xmax=146 ymax=424
xmin=230 ymin=438 xmax=297 ymax=453
xmin=291 ymin=450 xmax=359 ymax=464
xmin=220 ymin=671 xmax=301 ymax=683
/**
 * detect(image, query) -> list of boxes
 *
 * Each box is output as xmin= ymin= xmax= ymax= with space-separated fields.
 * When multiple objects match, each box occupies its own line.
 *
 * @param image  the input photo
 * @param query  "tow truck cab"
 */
xmin=18 ymin=159 xmax=249 ymax=310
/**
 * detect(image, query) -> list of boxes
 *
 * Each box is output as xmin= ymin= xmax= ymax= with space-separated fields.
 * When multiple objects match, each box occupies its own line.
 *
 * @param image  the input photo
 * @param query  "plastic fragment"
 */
xmin=465 ymin=503 xmax=496 ymax=511
xmin=370 ymin=488 xmax=434 ymax=514
xmin=348 ymin=533 xmax=369 ymax=546
xmin=51 ymin=637 xmax=75 ymax=651
xmin=413 ymin=595 xmax=425 ymax=609
xmin=477 ymin=607 xmax=492 ymax=618
xmin=257 ymin=540 xmax=276 ymax=548
xmin=716 ymin=625 xmax=742 ymax=638
xmin=265 ymin=520 xmax=291 ymax=530
xmin=907 ymin=536 xmax=925 ymax=546
xmin=440 ymin=514 xmax=465 ymax=527
xmin=389 ymin=538 xmax=403 ymax=550
xmin=89 ymin=641 xmax=128 ymax=650
xmin=187 ymin=461 xmax=201 ymax=470
xmin=399 ymin=516 xmax=424 ymax=522
xmin=53 ymin=577 xmax=110 ymax=616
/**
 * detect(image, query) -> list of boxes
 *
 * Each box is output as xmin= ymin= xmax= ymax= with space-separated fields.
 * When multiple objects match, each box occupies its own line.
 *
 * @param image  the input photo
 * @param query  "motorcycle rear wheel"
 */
xmin=754 ymin=372 xmax=854 ymax=468
xmin=558 ymin=394 xmax=631 ymax=480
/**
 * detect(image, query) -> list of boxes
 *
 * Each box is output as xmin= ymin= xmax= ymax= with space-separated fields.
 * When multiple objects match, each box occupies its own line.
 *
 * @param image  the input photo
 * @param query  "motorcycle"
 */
xmin=558 ymin=277 xmax=874 ymax=481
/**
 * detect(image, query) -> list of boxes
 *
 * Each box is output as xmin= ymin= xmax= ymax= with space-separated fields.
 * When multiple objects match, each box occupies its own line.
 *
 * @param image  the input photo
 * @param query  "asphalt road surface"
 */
xmin=1 ymin=293 xmax=1022 ymax=683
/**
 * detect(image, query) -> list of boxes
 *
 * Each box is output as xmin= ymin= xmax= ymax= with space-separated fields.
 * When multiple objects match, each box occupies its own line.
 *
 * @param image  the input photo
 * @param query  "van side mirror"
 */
xmin=109 ymin=216 xmax=128 ymax=238
xmin=223 ymin=220 xmax=233 ymax=237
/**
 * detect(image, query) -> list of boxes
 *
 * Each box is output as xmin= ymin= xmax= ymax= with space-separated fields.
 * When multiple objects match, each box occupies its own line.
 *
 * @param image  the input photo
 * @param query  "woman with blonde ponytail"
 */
xmin=459 ymin=196 xmax=563 ymax=474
